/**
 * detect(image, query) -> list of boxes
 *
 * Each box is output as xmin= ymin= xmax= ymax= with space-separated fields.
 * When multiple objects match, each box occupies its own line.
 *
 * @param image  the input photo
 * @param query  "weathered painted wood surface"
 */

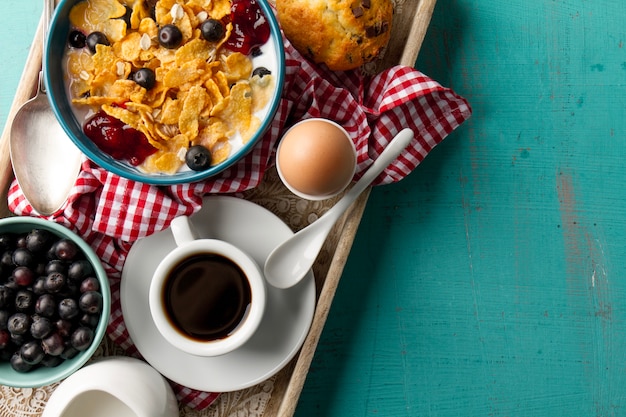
xmin=0 ymin=2 xmax=41 ymax=128
xmin=295 ymin=0 xmax=626 ymax=415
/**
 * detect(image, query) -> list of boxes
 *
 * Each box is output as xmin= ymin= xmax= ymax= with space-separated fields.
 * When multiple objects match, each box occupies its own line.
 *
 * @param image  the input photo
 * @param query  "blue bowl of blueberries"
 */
xmin=44 ymin=0 xmax=285 ymax=185
xmin=0 ymin=217 xmax=110 ymax=388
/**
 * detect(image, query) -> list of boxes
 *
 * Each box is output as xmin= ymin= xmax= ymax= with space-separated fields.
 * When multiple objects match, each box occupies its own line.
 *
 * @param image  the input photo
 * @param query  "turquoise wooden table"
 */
xmin=2 ymin=0 xmax=625 ymax=416
xmin=295 ymin=0 xmax=626 ymax=416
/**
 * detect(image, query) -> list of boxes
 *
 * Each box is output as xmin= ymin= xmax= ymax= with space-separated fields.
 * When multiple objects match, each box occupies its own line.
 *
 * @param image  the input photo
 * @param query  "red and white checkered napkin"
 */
xmin=7 ymin=34 xmax=471 ymax=409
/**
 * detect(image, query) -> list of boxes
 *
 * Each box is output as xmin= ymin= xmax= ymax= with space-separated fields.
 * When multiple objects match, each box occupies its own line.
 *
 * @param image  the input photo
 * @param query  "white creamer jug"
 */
xmin=42 ymin=357 xmax=178 ymax=417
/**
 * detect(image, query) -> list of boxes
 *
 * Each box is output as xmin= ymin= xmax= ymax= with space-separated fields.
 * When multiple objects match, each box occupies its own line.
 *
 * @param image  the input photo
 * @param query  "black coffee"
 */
xmin=162 ymin=253 xmax=252 ymax=341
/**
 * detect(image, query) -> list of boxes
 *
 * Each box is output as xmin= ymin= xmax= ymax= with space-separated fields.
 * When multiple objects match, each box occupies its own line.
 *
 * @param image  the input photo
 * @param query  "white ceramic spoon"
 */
xmin=264 ymin=128 xmax=415 ymax=289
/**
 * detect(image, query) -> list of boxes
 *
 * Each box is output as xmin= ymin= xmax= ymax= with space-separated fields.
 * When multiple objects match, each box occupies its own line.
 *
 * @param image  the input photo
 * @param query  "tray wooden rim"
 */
xmin=271 ymin=1 xmax=437 ymax=415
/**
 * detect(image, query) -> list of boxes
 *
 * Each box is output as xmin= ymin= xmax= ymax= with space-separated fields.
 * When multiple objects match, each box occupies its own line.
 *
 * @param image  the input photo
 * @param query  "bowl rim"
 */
xmin=0 ymin=217 xmax=111 ymax=388
xmin=43 ymin=0 xmax=285 ymax=185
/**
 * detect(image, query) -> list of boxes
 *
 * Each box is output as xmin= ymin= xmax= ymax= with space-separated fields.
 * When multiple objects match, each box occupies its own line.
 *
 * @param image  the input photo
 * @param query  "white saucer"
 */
xmin=121 ymin=196 xmax=316 ymax=392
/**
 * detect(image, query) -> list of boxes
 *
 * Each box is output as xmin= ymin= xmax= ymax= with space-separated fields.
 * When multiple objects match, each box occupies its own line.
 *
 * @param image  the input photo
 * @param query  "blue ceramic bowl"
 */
xmin=44 ymin=0 xmax=285 ymax=185
xmin=0 ymin=217 xmax=110 ymax=388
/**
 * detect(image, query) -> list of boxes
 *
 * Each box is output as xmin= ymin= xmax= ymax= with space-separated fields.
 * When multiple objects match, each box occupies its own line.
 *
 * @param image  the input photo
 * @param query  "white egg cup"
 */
xmin=276 ymin=118 xmax=357 ymax=200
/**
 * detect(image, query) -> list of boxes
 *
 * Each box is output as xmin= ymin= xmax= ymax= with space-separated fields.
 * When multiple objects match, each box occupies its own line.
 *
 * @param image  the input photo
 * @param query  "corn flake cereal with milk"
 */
xmin=65 ymin=0 xmax=276 ymax=174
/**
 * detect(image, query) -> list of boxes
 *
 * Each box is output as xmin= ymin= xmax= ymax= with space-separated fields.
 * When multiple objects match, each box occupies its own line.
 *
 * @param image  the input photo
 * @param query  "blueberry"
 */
xmin=41 ymin=332 xmax=65 ymax=356
xmin=68 ymin=30 xmax=86 ymax=48
xmin=250 ymin=46 xmax=263 ymax=57
xmin=12 ymin=266 xmax=35 ymax=287
xmin=86 ymin=31 xmax=110 ymax=53
xmin=79 ymin=291 xmax=103 ymax=315
xmin=185 ymin=145 xmax=212 ymax=171
xmin=200 ymin=19 xmax=225 ymax=42
xmin=58 ymin=298 xmax=79 ymax=320
xmin=80 ymin=277 xmax=100 ymax=293
xmin=68 ymin=260 xmax=93 ymax=282
xmin=158 ymin=24 xmax=183 ymax=49
xmin=14 ymin=290 xmax=35 ymax=312
xmin=71 ymin=327 xmax=94 ymax=351
xmin=54 ymin=239 xmax=79 ymax=261
xmin=26 ymin=229 xmax=53 ymax=253
xmin=35 ymin=294 xmax=56 ymax=317
xmin=55 ymin=319 xmax=73 ymax=338
xmin=252 ymin=67 xmax=271 ymax=78
xmin=7 ymin=313 xmax=31 ymax=336
xmin=45 ymin=272 xmax=66 ymax=293
xmin=132 ymin=68 xmax=156 ymax=90
xmin=12 ymin=248 xmax=35 ymax=268
xmin=10 ymin=351 xmax=33 ymax=372
xmin=20 ymin=340 xmax=45 ymax=365
xmin=45 ymin=259 xmax=67 ymax=275
xmin=79 ymin=313 xmax=100 ymax=328
xmin=30 ymin=315 xmax=53 ymax=339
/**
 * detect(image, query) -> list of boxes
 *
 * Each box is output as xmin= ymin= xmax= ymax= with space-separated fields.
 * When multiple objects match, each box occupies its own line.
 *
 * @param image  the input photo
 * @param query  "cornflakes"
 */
xmin=210 ymin=81 xmax=259 ymax=143
xmin=69 ymin=0 xmax=128 ymax=41
xmin=179 ymin=85 xmax=209 ymax=140
xmin=250 ymin=73 xmax=276 ymax=112
xmin=65 ymin=0 xmax=276 ymax=174
xmin=224 ymin=52 xmax=252 ymax=82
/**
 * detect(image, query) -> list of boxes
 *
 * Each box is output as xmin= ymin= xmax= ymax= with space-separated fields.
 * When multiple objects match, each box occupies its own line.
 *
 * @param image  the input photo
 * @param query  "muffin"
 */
xmin=277 ymin=0 xmax=393 ymax=71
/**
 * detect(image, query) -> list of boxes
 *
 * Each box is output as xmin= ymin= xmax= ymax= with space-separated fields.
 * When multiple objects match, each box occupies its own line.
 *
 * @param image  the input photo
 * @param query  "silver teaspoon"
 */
xmin=9 ymin=0 xmax=82 ymax=216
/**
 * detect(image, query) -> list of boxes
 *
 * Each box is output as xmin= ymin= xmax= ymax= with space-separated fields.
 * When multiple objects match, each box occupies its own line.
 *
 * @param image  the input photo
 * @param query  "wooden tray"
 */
xmin=0 ymin=0 xmax=436 ymax=415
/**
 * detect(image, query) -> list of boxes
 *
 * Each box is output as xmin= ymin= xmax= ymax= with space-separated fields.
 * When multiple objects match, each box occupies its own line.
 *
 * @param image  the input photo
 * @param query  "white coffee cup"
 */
xmin=149 ymin=216 xmax=266 ymax=357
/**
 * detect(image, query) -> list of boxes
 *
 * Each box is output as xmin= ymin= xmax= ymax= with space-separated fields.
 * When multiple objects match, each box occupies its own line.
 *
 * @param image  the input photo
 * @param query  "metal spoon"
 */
xmin=264 ymin=128 xmax=415 ymax=289
xmin=9 ymin=0 xmax=82 ymax=216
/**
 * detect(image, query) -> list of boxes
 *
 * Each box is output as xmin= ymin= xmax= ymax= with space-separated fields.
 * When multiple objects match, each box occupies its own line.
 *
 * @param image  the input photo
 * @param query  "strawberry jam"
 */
xmin=84 ymin=111 xmax=157 ymax=166
xmin=225 ymin=0 xmax=270 ymax=55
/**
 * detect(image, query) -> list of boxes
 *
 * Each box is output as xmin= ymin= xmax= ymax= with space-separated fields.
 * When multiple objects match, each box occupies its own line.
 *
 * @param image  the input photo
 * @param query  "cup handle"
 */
xmin=169 ymin=216 xmax=198 ymax=247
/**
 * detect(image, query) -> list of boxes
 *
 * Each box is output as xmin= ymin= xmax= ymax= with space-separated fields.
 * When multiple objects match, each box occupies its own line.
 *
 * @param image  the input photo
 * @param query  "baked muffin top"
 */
xmin=277 ymin=0 xmax=393 ymax=71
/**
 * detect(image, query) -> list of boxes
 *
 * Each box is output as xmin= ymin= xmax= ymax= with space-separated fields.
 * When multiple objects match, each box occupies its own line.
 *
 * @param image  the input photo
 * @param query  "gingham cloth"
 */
xmin=7 ymin=32 xmax=471 ymax=409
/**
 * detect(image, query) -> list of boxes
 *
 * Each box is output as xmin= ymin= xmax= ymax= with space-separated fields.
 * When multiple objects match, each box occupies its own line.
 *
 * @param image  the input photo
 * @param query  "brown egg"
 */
xmin=277 ymin=119 xmax=356 ymax=199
